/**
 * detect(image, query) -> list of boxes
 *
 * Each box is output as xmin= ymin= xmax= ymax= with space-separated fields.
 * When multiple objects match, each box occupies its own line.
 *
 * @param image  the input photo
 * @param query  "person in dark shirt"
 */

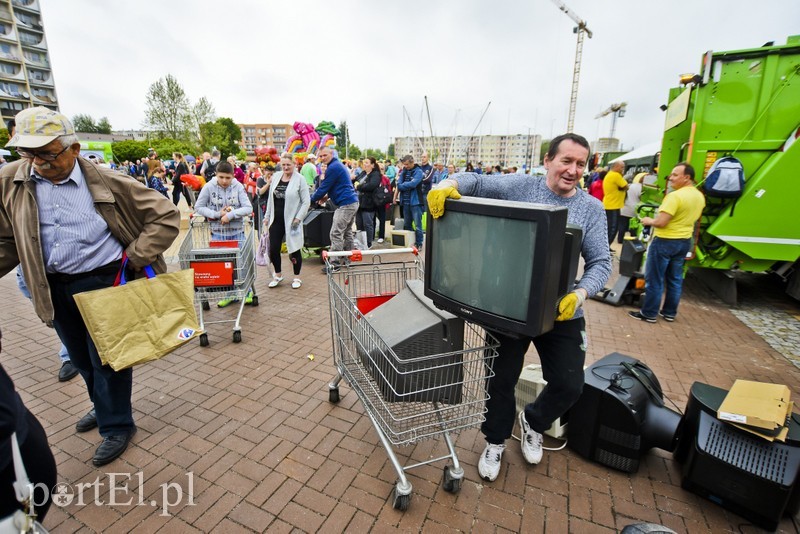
xmin=0 ymin=326 xmax=58 ymax=523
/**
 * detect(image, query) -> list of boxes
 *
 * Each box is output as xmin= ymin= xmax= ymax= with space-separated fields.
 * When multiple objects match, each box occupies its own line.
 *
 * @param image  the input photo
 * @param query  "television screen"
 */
xmin=425 ymin=197 xmax=570 ymax=338
xmin=428 ymin=211 xmax=536 ymax=321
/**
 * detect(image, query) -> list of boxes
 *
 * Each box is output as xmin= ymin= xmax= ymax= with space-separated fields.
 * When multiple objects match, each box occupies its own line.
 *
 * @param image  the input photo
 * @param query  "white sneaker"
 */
xmin=291 ymin=278 xmax=302 ymax=289
xmin=477 ymin=442 xmax=505 ymax=482
xmin=377 ymin=238 xmax=384 ymax=243
xmin=519 ymin=411 xmax=543 ymax=464
xmin=268 ymin=276 xmax=284 ymax=288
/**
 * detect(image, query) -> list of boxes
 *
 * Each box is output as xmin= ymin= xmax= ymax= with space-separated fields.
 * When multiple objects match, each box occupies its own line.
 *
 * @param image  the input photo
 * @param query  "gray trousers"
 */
xmin=330 ymin=202 xmax=359 ymax=259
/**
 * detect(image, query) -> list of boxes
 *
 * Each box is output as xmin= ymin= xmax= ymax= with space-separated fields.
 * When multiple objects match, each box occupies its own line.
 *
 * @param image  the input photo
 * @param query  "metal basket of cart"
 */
xmin=323 ymin=248 xmax=499 ymax=511
xmin=178 ymin=214 xmax=258 ymax=345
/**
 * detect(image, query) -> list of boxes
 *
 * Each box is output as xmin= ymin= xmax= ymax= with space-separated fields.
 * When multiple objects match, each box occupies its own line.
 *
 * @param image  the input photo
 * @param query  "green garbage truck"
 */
xmin=646 ymin=35 xmax=800 ymax=302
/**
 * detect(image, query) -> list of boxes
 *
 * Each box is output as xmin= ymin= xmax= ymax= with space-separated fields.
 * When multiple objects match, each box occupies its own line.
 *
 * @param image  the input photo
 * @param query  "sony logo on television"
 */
xmin=459 ymin=307 xmax=473 ymax=315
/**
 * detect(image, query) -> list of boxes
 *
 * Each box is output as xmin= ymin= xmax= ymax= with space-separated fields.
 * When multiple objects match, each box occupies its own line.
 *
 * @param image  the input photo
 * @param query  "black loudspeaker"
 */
xmin=568 ymin=353 xmax=682 ymax=473
xmin=619 ymin=239 xmax=646 ymax=277
xmin=675 ymin=382 xmax=800 ymax=531
xmin=303 ymin=209 xmax=333 ymax=247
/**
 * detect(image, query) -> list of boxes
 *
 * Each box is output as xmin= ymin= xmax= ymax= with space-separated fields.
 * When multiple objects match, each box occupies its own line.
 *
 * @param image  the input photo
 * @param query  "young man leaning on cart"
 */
xmin=194 ymin=159 xmax=255 ymax=307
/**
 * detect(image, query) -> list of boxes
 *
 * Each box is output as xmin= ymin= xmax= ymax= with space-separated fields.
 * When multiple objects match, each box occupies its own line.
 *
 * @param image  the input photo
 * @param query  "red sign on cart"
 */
xmin=191 ymin=261 xmax=235 ymax=287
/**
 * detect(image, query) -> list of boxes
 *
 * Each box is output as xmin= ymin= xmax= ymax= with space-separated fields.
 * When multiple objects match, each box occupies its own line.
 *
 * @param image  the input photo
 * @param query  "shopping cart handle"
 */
xmin=324 ymin=247 xmax=419 ymax=262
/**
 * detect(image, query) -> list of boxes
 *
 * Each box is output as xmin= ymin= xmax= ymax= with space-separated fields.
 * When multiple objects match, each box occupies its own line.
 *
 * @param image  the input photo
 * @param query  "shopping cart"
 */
xmin=324 ymin=248 xmax=499 ymax=510
xmin=178 ymin=215 xmax=258 ymax=346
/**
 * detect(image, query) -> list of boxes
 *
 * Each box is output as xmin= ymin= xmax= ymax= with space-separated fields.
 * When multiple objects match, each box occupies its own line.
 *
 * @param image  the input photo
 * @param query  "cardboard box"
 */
xmin=717 ymin=380 xmax=791 ymax=434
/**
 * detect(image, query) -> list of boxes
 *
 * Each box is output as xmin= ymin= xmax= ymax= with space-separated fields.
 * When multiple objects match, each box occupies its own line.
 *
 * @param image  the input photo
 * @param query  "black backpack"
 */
xmin=373 ymin=180 xmax=391 ymax=206
xmin=204 ymin=160 xmax=218 ymax=181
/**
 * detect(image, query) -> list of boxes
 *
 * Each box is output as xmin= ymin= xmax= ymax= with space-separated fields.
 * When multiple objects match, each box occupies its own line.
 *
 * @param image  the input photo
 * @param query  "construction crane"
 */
xmin=595 ymin=102 xmax=627 ymax=139
xmin=550 ymin=0 xmax=593 ymax=133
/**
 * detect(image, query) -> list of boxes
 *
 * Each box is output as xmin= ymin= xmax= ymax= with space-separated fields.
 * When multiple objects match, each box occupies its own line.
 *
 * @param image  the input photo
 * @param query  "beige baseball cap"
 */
xmin=6 ymin=106 xmax=75 ymax=149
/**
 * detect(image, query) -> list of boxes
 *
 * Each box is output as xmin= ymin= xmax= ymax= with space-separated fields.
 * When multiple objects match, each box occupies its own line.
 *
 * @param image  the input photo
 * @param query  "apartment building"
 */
xmin=238 ymin=123 xmax=294 ymax=156
xmin=0 ymin=0 xmax=58 ymax=124
xmin=394 ymin=134 xmax=543 ymax=170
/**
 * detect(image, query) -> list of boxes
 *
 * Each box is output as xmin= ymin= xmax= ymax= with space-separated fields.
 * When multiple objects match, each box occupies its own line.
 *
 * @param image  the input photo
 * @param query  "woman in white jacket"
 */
xmin=264 ymin=154 xmax=311 ymax=288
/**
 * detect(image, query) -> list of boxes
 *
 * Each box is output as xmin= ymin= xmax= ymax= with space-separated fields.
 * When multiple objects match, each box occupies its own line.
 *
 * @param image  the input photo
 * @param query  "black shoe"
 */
xmin=58 ymin=361 xmax=79 ymax=382
xmin=628 ymin=311 xmax=657 ymax=324
xmin=76 ymin=409 xmax=98 ymax=432
xmin=659 ymin=312 xmax=675 ymax=322
xmin=92 ymin=428 xmax=137 ymax=467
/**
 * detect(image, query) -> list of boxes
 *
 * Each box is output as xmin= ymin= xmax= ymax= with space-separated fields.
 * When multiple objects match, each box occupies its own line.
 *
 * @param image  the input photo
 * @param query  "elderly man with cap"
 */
xmin=300 ymin=152 xmax=319 ymax=190
xmin=0 ymin=107 xmax=180 ymax=467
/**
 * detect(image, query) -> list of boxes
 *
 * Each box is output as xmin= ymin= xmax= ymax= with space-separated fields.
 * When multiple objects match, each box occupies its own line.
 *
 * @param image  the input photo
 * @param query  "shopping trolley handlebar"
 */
xmin=189 ymin=213 xmax=253 ymax=226
xmin=323 ymin=247 xmax=419 ymax=262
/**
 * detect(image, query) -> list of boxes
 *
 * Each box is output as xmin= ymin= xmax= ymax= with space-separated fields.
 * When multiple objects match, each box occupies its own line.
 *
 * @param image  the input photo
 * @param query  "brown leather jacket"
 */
xmin=0 ymin=157 xmax=181 ymax=325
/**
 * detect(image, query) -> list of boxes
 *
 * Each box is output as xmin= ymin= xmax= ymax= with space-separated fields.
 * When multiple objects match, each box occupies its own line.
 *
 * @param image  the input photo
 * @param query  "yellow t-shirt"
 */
xmin=654 ymin=185 xmax=706 ymax=239
xmin=602 ymin=171 xmax=627 ymax=210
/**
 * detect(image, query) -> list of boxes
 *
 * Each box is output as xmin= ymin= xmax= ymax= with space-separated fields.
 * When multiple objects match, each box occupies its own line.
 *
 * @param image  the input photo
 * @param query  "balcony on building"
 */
xmin=26 ymin=67 xmax=51 ymax=86
xmin=11 ymin=0 xmax=41 ymax=11
xmin=0 ymin=5 xmax=12 ymax=22
xmin=30 ymin=87 xmax=55 ymax=105
xmin=13 ymin=10 xmax=43 ymax=33
xmin=0 ymin=60 xmax=23 ymax=81
xmin=21 ymin=49 xmax=47 ymax=67
xmin=18 ymin=30 xmax=44 ymax=50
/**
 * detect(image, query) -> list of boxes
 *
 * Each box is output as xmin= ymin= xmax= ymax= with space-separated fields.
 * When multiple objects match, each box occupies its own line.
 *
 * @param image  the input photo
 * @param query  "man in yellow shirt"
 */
xmin=602 ymin=160 xmax=628 ymax=247
xmin=629 ymin=162 xmax=706 ymax=323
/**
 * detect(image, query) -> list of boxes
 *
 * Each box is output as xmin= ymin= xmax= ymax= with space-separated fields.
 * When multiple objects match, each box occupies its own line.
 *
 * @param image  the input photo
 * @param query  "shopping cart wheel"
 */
xmin=233 ymin=330 xmax=242 ymax=343
xmin=328 ymin=387 xmax=340 ymax=403
xmin=442 ymin=465 xmax=463 ymax=493
xmin=201 ymin=301 xmax=210 ymax=311
xmin=391 ymin=487 xmax=411 ymax=511
xmin=199 ymin=334 xmax=209 ymax=347
xmin=251 ymin=296 xmax=259 ymax=306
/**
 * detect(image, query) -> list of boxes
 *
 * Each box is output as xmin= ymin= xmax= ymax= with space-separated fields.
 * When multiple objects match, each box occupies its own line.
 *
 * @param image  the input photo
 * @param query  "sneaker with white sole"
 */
xmin=377 ymin=238 xmax=384 ymax=243
xmin=291 ymin=278 xmax=302 ymax=289
xmin=268 ymin=276 xmax=284 ymax=288
xmin=519 ymin=411 xmax=543 ymax=464
xmin=477 ymin=442 xmax=506 ymax=481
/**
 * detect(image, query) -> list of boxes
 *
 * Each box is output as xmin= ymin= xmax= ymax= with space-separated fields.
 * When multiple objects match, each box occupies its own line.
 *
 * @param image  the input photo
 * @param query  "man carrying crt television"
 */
xmin=428 ymin=133 xmax=612 ymax=482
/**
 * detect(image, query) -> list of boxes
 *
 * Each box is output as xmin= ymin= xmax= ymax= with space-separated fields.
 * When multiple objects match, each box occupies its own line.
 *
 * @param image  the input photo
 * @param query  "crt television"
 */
xmin=424 ymin=196 xmax=570 ymax=338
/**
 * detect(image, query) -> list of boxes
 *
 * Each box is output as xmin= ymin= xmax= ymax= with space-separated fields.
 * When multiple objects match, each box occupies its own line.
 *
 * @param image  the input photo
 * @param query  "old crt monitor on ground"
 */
xmin=424 ymin=197 xmax=571 ymax=338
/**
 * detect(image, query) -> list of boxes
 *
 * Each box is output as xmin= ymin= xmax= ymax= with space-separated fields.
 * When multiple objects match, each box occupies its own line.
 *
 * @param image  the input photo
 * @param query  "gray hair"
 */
xmin=211 ymin=149 xmax=220 ymax=158
xmin=59 ymin=133 xmax=79 ymax=148
xmin=400 ymin=154 xmax=414 ymax=163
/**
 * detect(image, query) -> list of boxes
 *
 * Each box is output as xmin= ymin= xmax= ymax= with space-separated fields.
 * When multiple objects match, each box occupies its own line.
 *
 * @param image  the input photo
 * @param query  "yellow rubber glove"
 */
xmin=556 ymin=291 xmax=585 ymax=321
xmin=427 ymin=186 xmax=461 ymax=219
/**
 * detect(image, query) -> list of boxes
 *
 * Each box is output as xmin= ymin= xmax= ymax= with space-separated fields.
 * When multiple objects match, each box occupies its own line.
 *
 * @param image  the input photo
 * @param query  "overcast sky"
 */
xmin=43 ymin=0 xmax=799 ymax=154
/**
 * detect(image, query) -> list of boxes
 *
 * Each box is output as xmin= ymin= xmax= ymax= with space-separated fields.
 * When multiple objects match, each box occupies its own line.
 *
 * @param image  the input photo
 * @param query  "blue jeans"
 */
xmin=641 ymin=237 xmax=691 ymax=319
xmin=403 ymin=203 xmax=424 ymax=247
xmin=49 ymin=272 xmax=135 ymax=437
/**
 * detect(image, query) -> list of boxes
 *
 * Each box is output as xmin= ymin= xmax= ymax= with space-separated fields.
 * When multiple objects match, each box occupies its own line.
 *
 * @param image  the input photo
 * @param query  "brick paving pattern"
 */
xmin=2 ymin=223 xmax=800 ymax=532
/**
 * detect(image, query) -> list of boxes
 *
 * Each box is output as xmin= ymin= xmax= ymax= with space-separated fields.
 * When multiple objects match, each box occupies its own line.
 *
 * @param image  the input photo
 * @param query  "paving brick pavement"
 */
xmin=1 ymin=239 xmax=799 ymax=533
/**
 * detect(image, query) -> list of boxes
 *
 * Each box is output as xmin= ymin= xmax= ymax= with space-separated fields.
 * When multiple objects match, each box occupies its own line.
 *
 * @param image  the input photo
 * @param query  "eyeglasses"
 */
xmin=17 ymin=145 xmax=71 ymax=162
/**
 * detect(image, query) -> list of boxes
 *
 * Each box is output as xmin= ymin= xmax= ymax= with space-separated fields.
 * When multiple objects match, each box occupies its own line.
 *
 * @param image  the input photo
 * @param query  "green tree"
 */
xmin=190 ymin=97 xmax=215 ymax=140
xmin=199 ymin=117 xmax=242 ymax=159
xmin=145 ymin=74 xmax=192 ymax=139
xmin=151 ymin=138 xmax=198 ymax=161
xmin=364 ymin=148 xmax=386 ymax=161
xmin=336 ymin=121 xmax=350 ymax=155
xmin=345 ymin=143 xmax=361 ymax=161
xmin=72 ymin=114 xmax=97 ymax=133
xmin=387 ymin=143 xmax=395 ymax=158
xmin=96 ymin=117 xmax=112 ymax=134
xmin=111 ymin=140 xmax=150 ymax=163
xmin=540 ymin=139 xmax=551 ymax=163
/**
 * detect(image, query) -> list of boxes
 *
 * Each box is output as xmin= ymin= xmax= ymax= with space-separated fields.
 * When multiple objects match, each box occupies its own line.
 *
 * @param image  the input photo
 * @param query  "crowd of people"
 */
xmin=0 ymin=107 xmax=707 ymax=525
